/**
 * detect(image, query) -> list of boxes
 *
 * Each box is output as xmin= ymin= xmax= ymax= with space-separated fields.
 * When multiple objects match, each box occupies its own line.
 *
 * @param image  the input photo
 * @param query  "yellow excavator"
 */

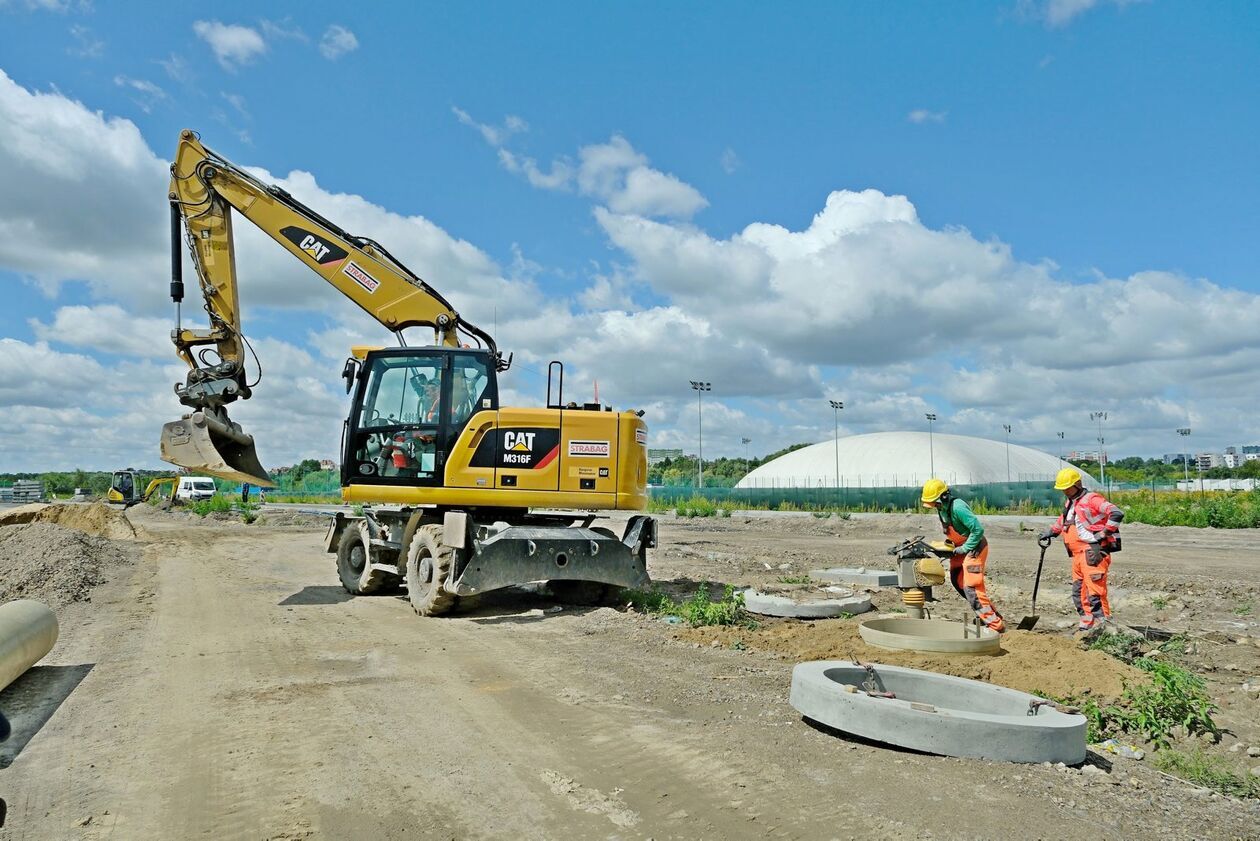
xmin=106 ymin=470 xmax=177 ymax=508
xmin=160 ymin=130 xmax=654 ymax=614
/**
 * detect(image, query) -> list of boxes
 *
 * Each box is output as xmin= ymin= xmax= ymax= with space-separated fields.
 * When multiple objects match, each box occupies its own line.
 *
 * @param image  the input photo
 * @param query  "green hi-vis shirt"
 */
xmin=938 ymin=498 xmax=984 ymax=554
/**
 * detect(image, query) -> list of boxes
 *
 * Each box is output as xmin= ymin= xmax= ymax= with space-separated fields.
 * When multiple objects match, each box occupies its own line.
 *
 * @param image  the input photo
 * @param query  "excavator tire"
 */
xmin=335 ymin=521 xmax=394 ymax=596
xmin=405 ymin=524 xmax=458 ymax=616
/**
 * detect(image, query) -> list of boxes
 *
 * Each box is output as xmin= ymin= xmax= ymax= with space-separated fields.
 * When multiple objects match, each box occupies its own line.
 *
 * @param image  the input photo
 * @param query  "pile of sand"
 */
xmin=0 ymin=502 xmax=136 ymax=540
xmin=0 ymin=504 xmax=138 ymax=607
xmin=679 ymin=620 xmax=1145 ymax=702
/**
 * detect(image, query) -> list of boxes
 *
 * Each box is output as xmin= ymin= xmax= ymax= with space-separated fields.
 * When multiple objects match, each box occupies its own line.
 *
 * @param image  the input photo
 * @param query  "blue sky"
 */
xmin=1 ymin=0 xmax=1258 ymax=472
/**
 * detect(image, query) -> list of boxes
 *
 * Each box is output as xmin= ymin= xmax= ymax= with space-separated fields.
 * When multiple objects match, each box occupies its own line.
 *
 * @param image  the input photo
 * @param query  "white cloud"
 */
xmin=67 ymin=24 xmax=103 ymax=58
xmin=221 ymin=91 xmax=249 ymax=119
xmin=113 ymin=74 xmax=166 ymax=112
xmin=452 ymin=106 xmax=526 ymax=147
xmin=454 ymin=110 xmax=708 ymax=219
xmin=907 ymin=109 xmax=947 ymax=124
xmin=1017 ymin=0 xmax=1146 ymax=28
xmin=30 ymin=305 xmax=172 ymax=358
xmin=159 ymin=53 xmax=191 ymax=83
xmin=260 ymin=18 xmax=308 ymax=42
xmin=193 ymin=20 xmax=266 ymax=70
xmin=3 ymin=69 xmax=1260 ymax=466
xmin=720 ymin=147 xmax=740 ymax=174
xmin=0 ymin=0 xmax=79 ymax=10
xmin=0 ymin=69 xmax=169 ymax=298
xmin=319 ymin=24 xmax=358 ymax=60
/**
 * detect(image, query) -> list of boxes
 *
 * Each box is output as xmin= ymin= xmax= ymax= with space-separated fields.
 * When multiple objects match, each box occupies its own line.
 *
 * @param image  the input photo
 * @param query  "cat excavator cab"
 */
xmin=161 ymin=131 xmax=654 ymax=614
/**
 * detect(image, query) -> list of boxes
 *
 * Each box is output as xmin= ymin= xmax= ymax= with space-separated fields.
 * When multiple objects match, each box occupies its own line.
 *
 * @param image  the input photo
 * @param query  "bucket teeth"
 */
xmin=160 ymin=411 xmax=275 ymax=487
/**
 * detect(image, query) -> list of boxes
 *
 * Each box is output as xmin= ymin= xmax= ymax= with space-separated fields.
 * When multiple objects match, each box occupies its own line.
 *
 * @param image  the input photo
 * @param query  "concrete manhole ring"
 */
xmin=790 ymin=660 xmax=1086 ymax=764
xmin=742 ymin=589 xmax=872 ymax=619
xmin=859 ymin=617 xmax=1001 ymax=654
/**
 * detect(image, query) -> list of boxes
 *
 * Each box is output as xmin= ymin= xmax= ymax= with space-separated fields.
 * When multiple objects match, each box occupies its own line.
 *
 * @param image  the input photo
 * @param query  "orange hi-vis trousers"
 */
xmin=1065 ymin=530 xmax=1111 ymax=629
xmin=944 ymin=524 xmax=1005 ymax=633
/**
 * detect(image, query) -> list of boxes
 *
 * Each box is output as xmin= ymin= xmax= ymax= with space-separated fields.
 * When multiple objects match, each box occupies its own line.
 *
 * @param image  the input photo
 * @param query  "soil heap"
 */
xmin=0 ymin=503 xmax=139 ymax=607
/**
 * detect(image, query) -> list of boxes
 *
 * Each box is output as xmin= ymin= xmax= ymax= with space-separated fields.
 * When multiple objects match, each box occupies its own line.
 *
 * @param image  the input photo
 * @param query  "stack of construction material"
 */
xmin=10 ymin=481 xmax=45 ymax=504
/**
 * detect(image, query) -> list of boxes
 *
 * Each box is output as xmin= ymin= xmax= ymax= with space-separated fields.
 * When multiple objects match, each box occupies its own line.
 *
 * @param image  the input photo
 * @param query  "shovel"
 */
xmin=1016 ymin=535 xmax=1053 ymax=631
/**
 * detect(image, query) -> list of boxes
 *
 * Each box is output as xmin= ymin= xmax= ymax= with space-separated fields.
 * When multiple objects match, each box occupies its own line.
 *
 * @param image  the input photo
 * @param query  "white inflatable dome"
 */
xmin=736 ymin=431 xmax=1096 ymax=489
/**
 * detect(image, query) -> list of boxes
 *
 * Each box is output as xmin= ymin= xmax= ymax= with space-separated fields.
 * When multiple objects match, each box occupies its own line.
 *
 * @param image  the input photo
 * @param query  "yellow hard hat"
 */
xmin=1054 ymin=467 xmax=1083 ymax=490
xmin=921 ymin=478 xmax=949 ymax=505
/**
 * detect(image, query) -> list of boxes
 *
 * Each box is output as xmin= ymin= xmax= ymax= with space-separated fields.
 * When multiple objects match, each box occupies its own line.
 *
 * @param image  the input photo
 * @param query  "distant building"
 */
xmin=1197 ymin=453 xmax=1223 ymax=470
xmin=1068 ymin=450 xmax=1101 ymax=462
xmin=648 ymin=448 xmax=684 ymax=466
xmin=1224 ymin=452 xmax=1243 ymax=468
xmin=1162 ymin=453 xmax=1191 ymax=465
xmin=1243 ymin=445 xmax=1260 ymax=455
xmin=319 ymin=459 xmax=337 ymax=471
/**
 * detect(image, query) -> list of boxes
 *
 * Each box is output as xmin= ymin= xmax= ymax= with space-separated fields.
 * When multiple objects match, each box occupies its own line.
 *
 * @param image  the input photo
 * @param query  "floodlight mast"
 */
xmin=925 ymin=413 xmax=938 ymax=476
xmin=689 ymin=380 xmax=711 ymax=489
xmin=829 ymin=400 xmax=844 ymax=488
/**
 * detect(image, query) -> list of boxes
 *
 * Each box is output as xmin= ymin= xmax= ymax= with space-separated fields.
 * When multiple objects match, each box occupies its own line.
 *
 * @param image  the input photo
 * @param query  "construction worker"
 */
xmin=921 ymin=478 xmax=1005 ymax=632
xmin=1041 ymin=467 xmax=1124 ymax=634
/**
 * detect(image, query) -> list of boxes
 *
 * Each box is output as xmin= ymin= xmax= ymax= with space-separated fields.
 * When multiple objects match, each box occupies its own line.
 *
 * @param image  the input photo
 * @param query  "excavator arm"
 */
xmin=161 ymin=130 xmax=506 ymax=486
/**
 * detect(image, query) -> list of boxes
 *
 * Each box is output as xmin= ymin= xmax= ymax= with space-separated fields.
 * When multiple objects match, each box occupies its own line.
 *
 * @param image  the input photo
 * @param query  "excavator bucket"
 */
xmin=160 ymin=410 xmax=276 ymax=488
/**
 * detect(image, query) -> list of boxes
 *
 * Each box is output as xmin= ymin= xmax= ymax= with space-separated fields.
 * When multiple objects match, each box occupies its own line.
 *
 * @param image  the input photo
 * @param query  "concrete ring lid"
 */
xmin=741 ymin=589 xmax=872 ymax=619
xmin=790 ymin=660 xmax=1087 ymax=764
xmin=859 ymin=617 xmax=1002 ymax=654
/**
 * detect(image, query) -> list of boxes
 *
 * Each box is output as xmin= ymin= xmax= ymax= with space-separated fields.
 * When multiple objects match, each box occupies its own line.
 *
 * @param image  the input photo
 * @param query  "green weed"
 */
xmin=188 ymin=495 xmax=235 ymax=517
xmin=624 ymin=583 xmax=756 ymax=629
xmin=625 ymin=587 xmax=674 ymax=614
xmin=776 ymin=574 xmax=812 ymax=585
xmin=677 ymin=584 xmax=756 ymax=628
xmin=1151 ymin=595 xmax=1169 ymax=609
xmin=1155 ymin=747 xmax=1260 ymax=799
xmin=1234 ymin=602 xmax=1253 ymax=616
xmin=1067 ymin=637 xmax=1220 ymax=748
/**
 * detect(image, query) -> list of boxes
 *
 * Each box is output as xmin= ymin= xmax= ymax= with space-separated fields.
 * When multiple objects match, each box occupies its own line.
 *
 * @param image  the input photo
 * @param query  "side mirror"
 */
xmin=341 ymin=359 xmax=358 ymax=394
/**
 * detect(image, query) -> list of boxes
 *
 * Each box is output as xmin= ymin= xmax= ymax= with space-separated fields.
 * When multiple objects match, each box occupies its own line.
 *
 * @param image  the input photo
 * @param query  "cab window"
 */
xmin=449 ymin=357 xmax=490 ymax=430
xmin=358 ymin=356 xmax=444 ymax=428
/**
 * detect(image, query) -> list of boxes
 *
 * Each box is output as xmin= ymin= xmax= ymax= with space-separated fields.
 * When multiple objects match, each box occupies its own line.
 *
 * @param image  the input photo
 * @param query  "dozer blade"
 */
xmin=160 ymin=411 xmax=276 ymax=487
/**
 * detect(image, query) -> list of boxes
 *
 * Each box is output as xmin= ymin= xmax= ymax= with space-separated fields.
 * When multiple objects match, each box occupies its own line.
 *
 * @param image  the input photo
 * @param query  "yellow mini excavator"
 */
xmin=160 ymin=131 xmax=653 ymax=614
xmin=106 ymin=469 xmax=177 ymax=508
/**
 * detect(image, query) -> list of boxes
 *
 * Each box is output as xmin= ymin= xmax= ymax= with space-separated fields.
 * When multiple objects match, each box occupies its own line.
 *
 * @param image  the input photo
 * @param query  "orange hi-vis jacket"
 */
xmin=1050 ymin=491 xmax=1123 ymax=544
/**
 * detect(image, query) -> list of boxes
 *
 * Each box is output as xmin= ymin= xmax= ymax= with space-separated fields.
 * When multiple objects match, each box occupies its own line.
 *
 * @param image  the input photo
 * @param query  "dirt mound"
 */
xmin=0 ymin=502 xmax=136 ymax=540
xmin=257 ymin=511 xmax=332 ymax=528
xmin=678 ymin=620 xmax=1145 ymax=702
xmin=0 ymin=521 xmax=136 ymax=607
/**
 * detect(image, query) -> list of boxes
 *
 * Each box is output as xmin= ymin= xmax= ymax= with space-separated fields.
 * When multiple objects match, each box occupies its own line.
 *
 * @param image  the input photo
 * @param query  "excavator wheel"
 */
xmin=335 ymin=521 xmax=395 ymax=596
xmin=405 ymin=524 xmax=458 ymax=616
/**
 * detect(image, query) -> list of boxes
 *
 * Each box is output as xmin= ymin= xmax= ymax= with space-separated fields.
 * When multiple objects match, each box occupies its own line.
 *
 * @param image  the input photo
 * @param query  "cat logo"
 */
xmin=504 ymin=431 xmax=535 ymax=452
xmin=279 ymin=225 xmax=348 ymax=266
xmin=299 ymin=234 xmax=330 ymax=262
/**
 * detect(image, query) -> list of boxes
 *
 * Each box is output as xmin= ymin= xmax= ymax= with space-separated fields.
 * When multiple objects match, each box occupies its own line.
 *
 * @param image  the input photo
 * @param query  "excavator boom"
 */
xmin=161 ymin=130 xmax=505 ymax=486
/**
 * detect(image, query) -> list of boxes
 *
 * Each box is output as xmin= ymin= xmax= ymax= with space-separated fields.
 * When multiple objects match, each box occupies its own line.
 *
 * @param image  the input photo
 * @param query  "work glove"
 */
xmin=1038 ymin=528 xmax=1055 ymax=542
xmin=1086 ymin=543 xmax=1104 ymax=567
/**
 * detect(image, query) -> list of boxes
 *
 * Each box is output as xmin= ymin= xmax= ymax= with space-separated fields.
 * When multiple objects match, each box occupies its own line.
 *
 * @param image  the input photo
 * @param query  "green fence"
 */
xmin=649 ymin=481 xmax=1182 ymax=512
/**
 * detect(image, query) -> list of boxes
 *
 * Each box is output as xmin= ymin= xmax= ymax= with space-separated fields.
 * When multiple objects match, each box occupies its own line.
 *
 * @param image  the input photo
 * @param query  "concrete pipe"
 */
xmin=0 ymin=600 xmax=59 ymax=692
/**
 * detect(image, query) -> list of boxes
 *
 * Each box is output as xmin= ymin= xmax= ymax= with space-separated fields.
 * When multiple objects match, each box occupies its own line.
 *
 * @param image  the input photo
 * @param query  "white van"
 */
xmin=176 ymin=477 xmax=218 ymax=502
